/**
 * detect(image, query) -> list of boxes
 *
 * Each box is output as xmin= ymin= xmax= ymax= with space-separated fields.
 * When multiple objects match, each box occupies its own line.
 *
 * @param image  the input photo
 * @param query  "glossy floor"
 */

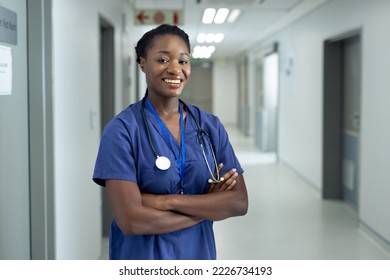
xmin=100 ymin=126 xmax=390 ymax=260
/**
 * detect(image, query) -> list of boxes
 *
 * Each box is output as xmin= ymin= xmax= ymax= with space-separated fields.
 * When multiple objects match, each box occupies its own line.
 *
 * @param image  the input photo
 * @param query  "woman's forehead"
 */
xmin=148 ymin=34 xmax=190 ymax=53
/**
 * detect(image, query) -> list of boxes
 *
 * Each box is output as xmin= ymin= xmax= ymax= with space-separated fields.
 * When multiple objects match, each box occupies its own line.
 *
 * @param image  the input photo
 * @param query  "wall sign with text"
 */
xmin=0 ymin=5 xmax=17 ymax=45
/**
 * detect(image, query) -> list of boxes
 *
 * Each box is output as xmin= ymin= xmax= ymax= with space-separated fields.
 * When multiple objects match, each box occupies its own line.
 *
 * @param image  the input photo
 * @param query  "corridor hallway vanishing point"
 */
xmin=214 ymin=126 xmax=390 ymax=260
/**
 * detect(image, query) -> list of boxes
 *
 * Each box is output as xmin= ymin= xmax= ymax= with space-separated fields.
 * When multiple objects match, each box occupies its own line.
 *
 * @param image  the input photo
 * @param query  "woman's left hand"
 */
xmin=208 ymin=163 xmax=238 ymax=193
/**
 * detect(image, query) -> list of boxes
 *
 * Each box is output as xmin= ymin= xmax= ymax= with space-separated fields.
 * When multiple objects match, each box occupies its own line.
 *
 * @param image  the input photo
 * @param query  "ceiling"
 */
xmin=129 ymin=0 xmax=330 ymax=58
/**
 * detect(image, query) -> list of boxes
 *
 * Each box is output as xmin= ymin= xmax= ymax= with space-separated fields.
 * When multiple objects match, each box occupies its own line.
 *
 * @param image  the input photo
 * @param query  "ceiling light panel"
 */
xmin=214 ymin=8 xmax=229 ymax=24
xmin=197 ymin=33 xmax=207 ymax=43
xmin=192 ymin=45 xmax=216 ymax=59
xmin=227 ymin=9 xmax=241 ymax=23
xmin=206 ymin=33 xmax=215 ymax=43
xmin=202 ymin=8 xmax=216 ymax=24
xmin=214 ymin=33 xmax=224 ymax=43
xmin=196 ymin=33 xmax=224 ymax=43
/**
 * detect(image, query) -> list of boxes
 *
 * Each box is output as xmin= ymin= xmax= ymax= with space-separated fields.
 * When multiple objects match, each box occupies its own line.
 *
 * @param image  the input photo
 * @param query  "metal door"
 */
xmin=322 ymin=31 xmax=361 ymax=206
xmin=342 ymin=35 xmax=361 ymax=208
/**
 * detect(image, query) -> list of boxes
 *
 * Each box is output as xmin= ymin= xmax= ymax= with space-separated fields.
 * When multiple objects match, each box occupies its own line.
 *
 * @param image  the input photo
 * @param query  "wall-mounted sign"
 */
xmin=0 ymin=5 xmax=17 ymax=45
xmin=135 ymin=9 xmax=183 ymax=26
xmin=0 ymin=45 xmax=12 ymax=95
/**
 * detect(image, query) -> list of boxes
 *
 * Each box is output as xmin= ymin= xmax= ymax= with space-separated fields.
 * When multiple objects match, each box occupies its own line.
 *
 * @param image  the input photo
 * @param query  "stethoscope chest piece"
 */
xmin=155 ymin=156 xmax=171 ymax=170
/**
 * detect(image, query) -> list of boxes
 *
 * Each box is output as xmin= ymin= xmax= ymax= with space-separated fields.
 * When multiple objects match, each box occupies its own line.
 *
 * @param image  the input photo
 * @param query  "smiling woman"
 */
xmin=92 ymin=24 xmax=248 ymax=260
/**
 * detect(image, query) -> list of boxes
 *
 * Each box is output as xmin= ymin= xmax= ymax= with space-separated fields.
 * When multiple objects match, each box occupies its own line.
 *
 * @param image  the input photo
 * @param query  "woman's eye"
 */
xmin=157 ymin=58 xmax=169 ymax=63
xmin=180 ymin=60 xmax=188 ymax=65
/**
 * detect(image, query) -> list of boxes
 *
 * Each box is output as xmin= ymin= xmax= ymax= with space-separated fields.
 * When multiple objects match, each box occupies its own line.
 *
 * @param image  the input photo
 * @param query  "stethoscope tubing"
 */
xmin=141 ymin=96 xmax=222 ymax=183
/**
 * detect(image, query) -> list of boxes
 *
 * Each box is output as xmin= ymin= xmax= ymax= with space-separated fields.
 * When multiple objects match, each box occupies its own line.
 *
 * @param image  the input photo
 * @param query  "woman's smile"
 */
xmin=163 ymin=77 xmax=182 ymax=89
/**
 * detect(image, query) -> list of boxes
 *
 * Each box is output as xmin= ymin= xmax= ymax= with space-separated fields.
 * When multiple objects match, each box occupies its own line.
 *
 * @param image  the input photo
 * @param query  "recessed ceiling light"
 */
xmin=214 ymin=33 xmax=224 ymax=43
xmin=214 ymin=8 xmax=229 ymax=24
xmin=202 ymin=8 xmax=216 ymax=24
xmin=192 ymin=45 xmax=216 ymax=59
xmin=206 ymin=33 xmax=215 ymax=43
xmin=197 ymin=33 xmax=207 ymax=43
xmin=227 ymin=9 xmax=241 ymax=23
xmin=208 ymin=46 xmax=216 ymax=53
xmin=196 ymin=33 xmax=225 ymax=44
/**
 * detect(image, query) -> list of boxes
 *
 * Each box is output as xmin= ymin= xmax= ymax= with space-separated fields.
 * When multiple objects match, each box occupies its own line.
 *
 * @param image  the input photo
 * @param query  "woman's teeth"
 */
xmin=164 ymin=79 xmax=180 ymax=84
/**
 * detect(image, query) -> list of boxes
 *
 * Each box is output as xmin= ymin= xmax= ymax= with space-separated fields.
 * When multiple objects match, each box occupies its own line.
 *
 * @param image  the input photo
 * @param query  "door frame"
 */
xmin=99 ymin=16 xmax=115 ymax=238
xmin=27 ymin=0 xmax=55 ymax=259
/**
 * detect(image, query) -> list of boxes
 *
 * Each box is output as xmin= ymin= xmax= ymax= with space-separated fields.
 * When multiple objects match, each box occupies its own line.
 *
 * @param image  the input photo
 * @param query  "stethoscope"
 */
xmin=141 ymin=96 xmax=224 ymax=187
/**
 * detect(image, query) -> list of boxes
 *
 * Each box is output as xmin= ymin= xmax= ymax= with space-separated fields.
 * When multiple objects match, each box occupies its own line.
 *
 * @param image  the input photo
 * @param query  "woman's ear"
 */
xmin=139 ymin=57 xmax=146 ymax=73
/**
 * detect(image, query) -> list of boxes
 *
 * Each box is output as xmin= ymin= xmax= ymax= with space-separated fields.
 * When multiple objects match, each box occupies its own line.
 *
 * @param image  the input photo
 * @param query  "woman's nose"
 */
xmin=167 ymin=60 xmax=182 ymax=75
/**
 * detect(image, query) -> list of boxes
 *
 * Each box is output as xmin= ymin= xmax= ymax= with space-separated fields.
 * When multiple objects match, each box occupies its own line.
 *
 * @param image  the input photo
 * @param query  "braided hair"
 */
xmin=135 ymin=24 xmax=191 ymax=64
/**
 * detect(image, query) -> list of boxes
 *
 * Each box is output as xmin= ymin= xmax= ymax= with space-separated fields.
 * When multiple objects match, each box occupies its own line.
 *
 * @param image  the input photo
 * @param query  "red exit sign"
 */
xmin=135 ymin=9 xmax=183 ymax=25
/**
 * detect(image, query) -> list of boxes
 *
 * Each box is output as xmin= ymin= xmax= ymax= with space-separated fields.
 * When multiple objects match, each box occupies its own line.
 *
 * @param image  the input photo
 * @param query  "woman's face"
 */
xmin=140 ymin=34 xmax=191 ymax=99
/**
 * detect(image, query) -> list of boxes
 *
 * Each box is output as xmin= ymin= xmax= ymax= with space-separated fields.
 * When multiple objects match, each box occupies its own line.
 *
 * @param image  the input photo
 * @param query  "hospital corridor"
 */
xmin=213 ymin=127 xmax=389 ymax=260
xmin=1 ymin=0 xmax=390 ymax=261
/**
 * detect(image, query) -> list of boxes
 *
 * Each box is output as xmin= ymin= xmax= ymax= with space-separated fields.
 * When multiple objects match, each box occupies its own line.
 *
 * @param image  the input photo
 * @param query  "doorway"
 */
xmin=99 ymin=17 xmax=115 ymax=237
xmin=238 ymin=58 xmax=249 ymax=136
xmin=181 ymin=60 xmax=213 ymax=112
xmin=323 ymin=31 xmax=362 ymax=209
xmin=255 ymin=51 xmax=279 ymax=152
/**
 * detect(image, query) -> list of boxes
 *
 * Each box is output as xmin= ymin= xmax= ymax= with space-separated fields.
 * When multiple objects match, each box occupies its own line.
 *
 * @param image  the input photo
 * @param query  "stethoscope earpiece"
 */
xmin=208 ymin=177 xmax=224 ymax=184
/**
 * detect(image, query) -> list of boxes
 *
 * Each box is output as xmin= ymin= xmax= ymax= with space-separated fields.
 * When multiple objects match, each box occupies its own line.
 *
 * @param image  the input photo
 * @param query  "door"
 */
xmin=260 ymin=52 xmax=279 ymax=152
xmin=181 ymin=60 xmax=213 ymax=112
xmin=322 ymin=31 xmax=361 ymax=209
xmin=254 ymin=58 xmax=264 ymax=148
xmin=341 ymin=36 xmax=361 ymax=208
xmin=238 ymin=58 xmax=249 ymax=136
xmin=0 ymin=0 xmax=30 ymax=259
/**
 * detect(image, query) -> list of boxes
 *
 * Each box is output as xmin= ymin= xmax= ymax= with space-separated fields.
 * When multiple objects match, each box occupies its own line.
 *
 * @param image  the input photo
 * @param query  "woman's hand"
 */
xmin=207 ymin=163 xmax=238 ymax=193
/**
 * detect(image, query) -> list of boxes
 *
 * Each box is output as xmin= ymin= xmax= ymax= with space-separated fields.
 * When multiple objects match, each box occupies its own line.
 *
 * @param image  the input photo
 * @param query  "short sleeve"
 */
xmin=92 ymin=118 xmax=137 ymax=187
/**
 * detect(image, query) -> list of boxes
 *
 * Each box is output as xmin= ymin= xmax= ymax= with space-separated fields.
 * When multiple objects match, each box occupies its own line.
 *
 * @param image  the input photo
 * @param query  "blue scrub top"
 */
xmin=93 ymin=98 xmax=243 ymax=260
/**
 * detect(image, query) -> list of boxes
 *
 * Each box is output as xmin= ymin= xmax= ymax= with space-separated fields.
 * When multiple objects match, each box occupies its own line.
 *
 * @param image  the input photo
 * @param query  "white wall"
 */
xmin=213 ymin=58 xmax=238 ymax=126
xmin=358 ymin=0 xmax=390 ymax=244
xmin=52 ymin=0 xmax=134 ymax=259
xmin=248 ymin=0 xmax=390 ymax=245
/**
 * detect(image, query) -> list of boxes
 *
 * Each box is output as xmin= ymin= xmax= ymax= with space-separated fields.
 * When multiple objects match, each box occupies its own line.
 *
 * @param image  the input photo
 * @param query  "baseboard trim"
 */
xmin=359 ymin=221 xmax=390 ymax=258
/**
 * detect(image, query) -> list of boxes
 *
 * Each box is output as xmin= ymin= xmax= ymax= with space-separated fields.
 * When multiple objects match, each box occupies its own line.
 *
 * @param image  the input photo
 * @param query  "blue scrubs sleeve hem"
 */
xmin=93 ymin=173 xmax=137 ymax=187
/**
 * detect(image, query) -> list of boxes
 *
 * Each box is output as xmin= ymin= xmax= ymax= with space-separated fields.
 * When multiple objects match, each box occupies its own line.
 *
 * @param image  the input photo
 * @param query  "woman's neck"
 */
xmin=147 ymin=95 xmax=179 ymax=118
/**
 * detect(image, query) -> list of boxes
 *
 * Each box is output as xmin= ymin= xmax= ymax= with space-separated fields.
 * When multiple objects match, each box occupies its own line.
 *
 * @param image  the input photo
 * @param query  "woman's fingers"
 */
xmin=208 ymin=167 xmax=238 ymax=193
xmin=217 ymin=169 xmax=238 ymax=191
